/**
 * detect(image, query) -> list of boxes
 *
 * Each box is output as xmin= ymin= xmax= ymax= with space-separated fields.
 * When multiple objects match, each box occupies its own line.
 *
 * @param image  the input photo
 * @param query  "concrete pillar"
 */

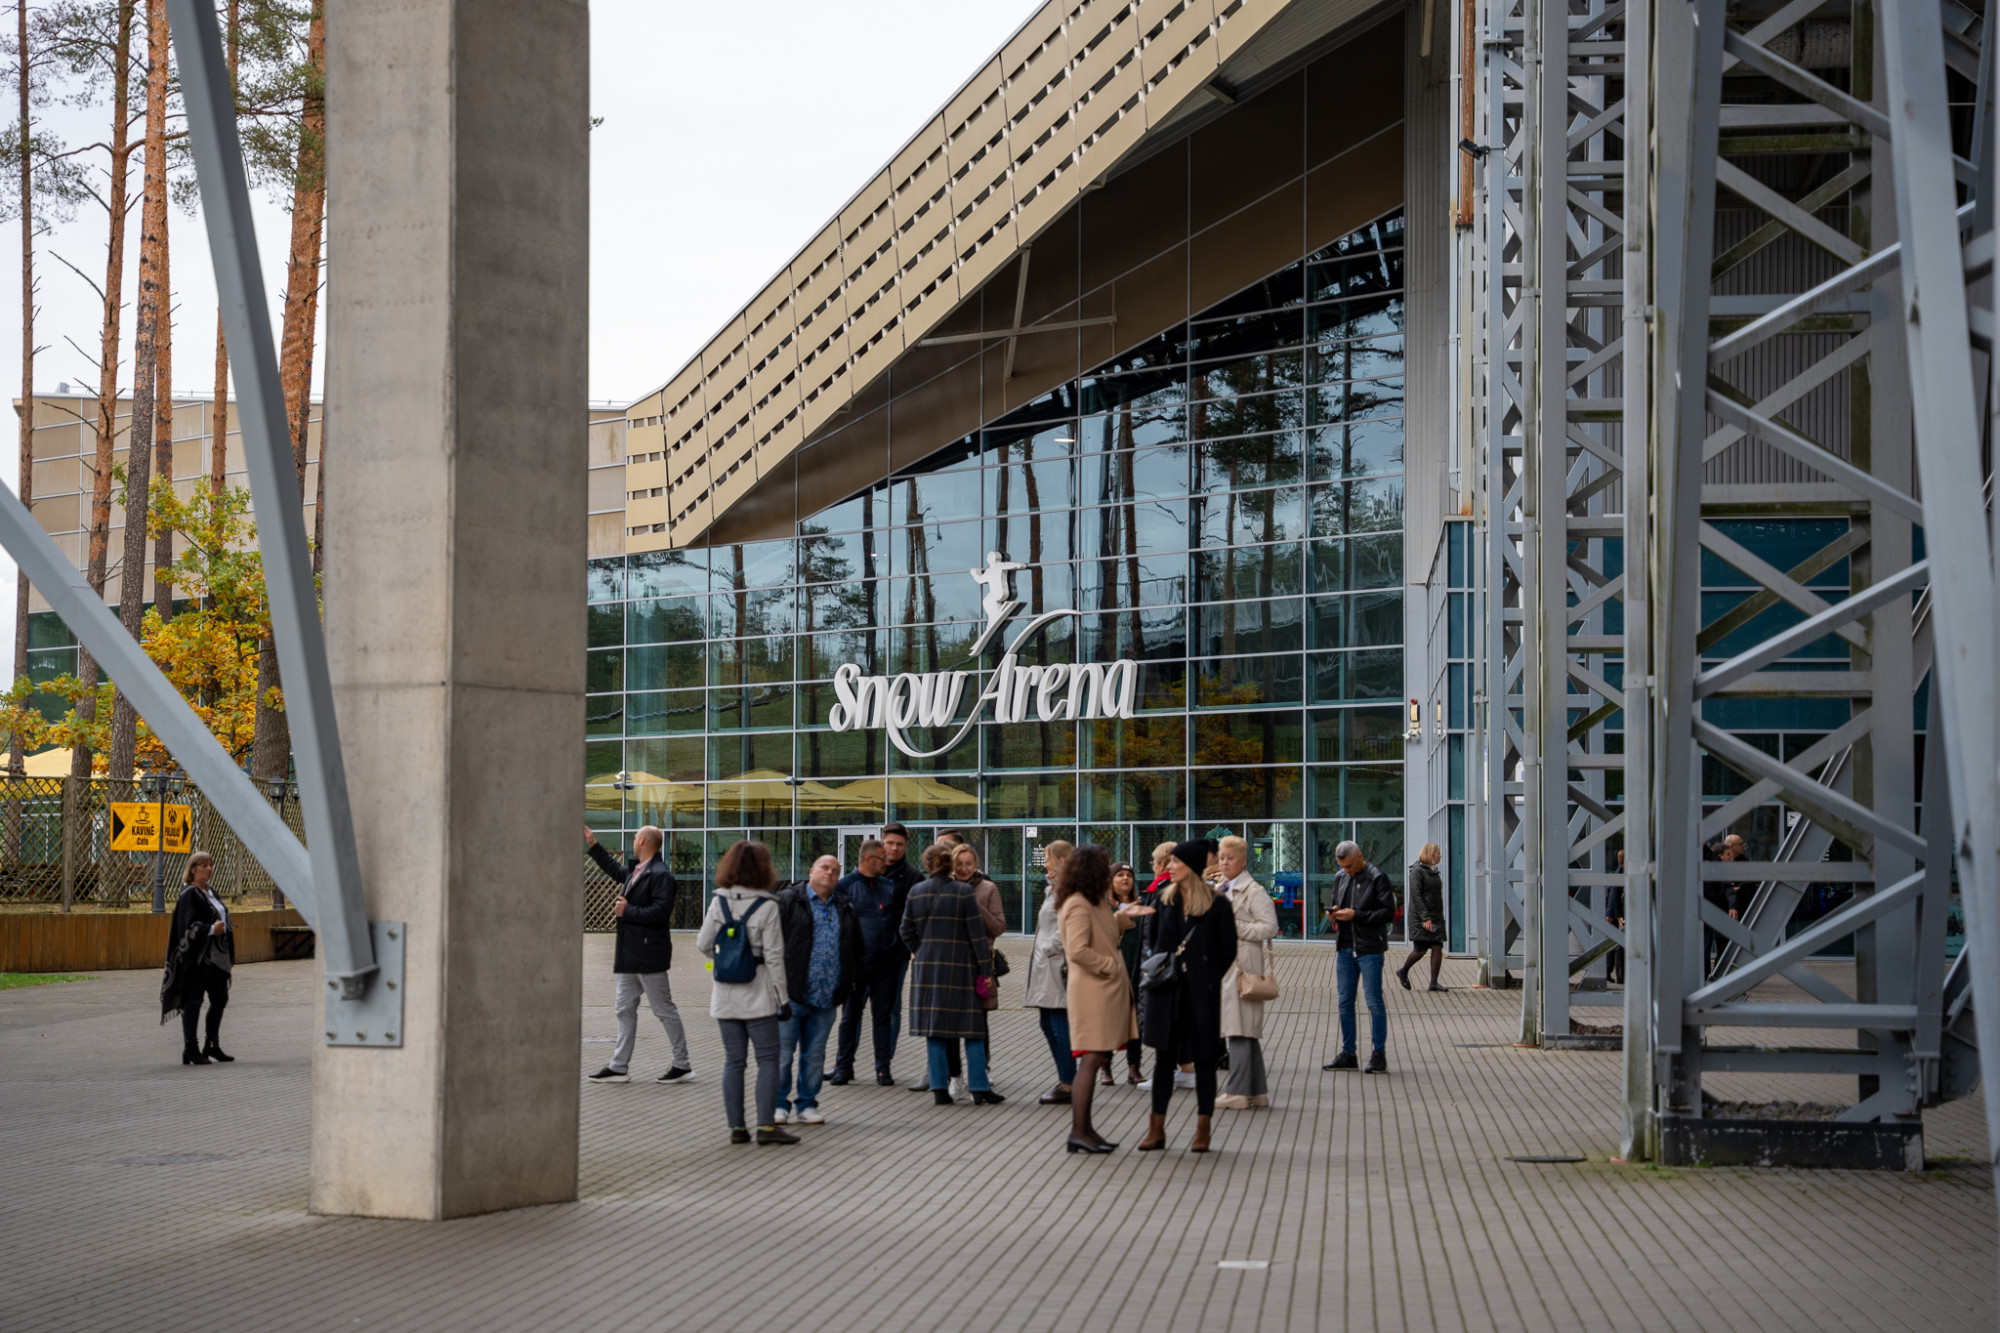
xmin=313 ymin=0 xmax=588 ymax=1219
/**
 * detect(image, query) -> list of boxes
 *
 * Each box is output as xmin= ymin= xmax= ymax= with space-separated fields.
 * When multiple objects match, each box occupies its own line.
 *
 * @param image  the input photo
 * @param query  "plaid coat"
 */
xmin=900 ymin=874 xmax=993 ymax=1041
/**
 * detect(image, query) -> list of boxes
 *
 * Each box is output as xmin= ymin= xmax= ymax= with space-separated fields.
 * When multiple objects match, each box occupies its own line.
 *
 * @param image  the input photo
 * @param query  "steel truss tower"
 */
xmin=1464 ymin=0 xmax=2000 ymax=1176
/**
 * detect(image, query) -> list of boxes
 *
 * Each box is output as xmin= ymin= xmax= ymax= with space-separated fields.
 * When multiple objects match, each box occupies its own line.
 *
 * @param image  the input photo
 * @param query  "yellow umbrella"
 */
xmin=883 ymin=774 xmax=979 ymax=808
xmin=21 ymin=748 xmax=75 ymax=778
xmin=585 ymin=769 xmax=680 ymax=812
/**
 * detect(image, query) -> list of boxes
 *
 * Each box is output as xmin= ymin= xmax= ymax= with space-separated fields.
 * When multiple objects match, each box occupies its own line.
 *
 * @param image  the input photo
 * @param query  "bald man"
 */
xmin=585 ymin=825 xmax=693 ymax=1082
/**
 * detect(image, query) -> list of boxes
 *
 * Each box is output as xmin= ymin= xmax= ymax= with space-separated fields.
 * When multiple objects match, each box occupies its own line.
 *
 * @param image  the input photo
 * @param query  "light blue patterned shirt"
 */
xmin=806 ymin=889 xmax=841 ymax=1009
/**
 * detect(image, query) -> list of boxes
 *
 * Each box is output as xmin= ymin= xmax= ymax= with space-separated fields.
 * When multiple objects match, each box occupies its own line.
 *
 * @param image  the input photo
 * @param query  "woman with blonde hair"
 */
xmin=1214 ymin=834 xmax=1279 ymax=1110
xmin=161 ymin=851 xmax=233 ymax=1065
xmin=1134 ymin=839 xmax=1236 ymax=1152
xmin=1398 ymin=842 xmax=1448 ymax=992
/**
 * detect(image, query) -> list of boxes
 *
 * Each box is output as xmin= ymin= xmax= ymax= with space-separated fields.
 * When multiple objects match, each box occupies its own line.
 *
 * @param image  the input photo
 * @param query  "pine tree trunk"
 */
xmin=153 ymin=201 xmax=172 ymax=620
xmin=13 ymin=0 xmax=35 ymax=784
xmin=107 ymin=0 xmax=169 ymax=784
xmin=250 ymin=0 xmax=324 ymax=782
xmin=208 ymin=0 xmax=237 ymax=502
xmin=76 ymin=0 xmax=139 ymax=785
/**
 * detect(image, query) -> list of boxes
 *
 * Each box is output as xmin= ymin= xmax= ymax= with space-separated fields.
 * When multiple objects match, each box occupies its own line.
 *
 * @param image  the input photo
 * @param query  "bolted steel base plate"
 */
xmin=323 ymin=921 xmax=406 ymax=1047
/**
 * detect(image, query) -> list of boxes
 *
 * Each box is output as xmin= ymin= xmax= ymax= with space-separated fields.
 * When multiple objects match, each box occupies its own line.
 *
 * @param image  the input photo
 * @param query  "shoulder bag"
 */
xmin=1139 ymin=918 xmax=1201 ymax=993
xmin=1237 ymin=939 xmax=1278 ymax=1002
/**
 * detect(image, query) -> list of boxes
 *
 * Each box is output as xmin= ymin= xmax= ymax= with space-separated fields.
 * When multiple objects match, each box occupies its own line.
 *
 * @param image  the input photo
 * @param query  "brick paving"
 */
xmin=1 ymin=938 xmax=1992 ymax=1332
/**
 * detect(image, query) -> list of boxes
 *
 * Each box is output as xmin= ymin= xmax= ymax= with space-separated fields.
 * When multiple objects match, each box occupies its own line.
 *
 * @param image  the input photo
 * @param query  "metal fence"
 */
xmin=0 ymin=775 xmax=306 ymax=908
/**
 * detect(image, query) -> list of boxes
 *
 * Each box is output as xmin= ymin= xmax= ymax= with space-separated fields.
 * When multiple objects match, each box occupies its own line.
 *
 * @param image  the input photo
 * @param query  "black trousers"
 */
xmin=180 ymin=965 xmax=229 ymax=1051
xmin=834 ymin=953 xmax=904 ymax=1075
xmin=1147 ymin=1007 xmax=1217 ymax=1116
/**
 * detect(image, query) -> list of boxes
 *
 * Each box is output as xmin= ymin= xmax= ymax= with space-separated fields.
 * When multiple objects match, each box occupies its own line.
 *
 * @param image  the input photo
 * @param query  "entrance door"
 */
xmin=835 ymin=825 xmax=878 ymax=873
xmin=1020 ymin=824 xmax=1078 ymax=934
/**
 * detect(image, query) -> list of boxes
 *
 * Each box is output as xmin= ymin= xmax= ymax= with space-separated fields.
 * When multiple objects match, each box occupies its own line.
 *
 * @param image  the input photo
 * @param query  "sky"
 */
xmin=0 ymin=0 xmax=1039 ymax=677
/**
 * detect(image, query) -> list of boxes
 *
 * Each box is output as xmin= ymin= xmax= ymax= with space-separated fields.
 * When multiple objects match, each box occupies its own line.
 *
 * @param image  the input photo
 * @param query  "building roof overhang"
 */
xmin=622 ymin=0 xmax=1399 ymax=551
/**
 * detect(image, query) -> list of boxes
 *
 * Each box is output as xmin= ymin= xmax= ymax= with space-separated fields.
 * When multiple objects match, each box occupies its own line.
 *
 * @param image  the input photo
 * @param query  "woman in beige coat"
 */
xmin=1056 ymin=844 xmax=1147 ymax=1153
xmin=1214 ymin=835 xmax=1279 ymax=1109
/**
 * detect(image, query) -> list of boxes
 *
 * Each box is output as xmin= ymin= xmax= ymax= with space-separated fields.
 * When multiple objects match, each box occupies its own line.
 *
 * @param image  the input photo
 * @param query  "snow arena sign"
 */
xmin=827 ymin=552 xmax=1140 ymax=759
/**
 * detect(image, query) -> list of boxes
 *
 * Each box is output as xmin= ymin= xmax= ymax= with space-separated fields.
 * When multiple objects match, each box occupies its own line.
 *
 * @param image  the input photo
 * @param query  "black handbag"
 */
xmin=1139 ymin=919 xmax=1200 ymax=993
xmin=990 ymin=948 xmax=1011 ymax=977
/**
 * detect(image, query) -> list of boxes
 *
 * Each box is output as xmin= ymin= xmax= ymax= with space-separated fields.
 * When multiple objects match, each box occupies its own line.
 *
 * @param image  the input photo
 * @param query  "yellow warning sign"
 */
xmin=109 ymin=801 xmax=191 ymax=853
xmin=162 ymin=802 xmax=191 ymax=855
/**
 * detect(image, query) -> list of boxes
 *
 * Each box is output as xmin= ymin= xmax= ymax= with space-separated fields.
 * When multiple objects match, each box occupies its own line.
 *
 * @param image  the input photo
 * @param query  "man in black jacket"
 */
xmin=774 ymin=855 xmax=865 ymax=1124
xmin=584 ymin=825 xmax=692 ymax=1083
xmin=830 ymin=835 xmax=910 ymax=1086
xmin=1321 ymin=840 xmax=1397 ymax=1074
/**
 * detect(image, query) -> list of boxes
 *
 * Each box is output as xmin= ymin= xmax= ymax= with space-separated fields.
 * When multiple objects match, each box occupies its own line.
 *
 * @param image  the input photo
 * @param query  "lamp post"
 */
xmin=267 ymin=776 xmax=289 ymax=909
xmin=146 ymin=764 xmax=182 ymax=913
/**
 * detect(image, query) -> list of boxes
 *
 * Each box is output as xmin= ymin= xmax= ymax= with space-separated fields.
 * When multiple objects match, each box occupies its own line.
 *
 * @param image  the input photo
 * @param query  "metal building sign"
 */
xmin=829 ymin=552 xmax=1139 ymax=759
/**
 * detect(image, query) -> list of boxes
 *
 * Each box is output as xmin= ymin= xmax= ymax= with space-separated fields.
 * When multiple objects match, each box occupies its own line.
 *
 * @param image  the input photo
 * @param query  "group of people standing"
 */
xmin=580 ymin=820 xmax=1416 ymax=1154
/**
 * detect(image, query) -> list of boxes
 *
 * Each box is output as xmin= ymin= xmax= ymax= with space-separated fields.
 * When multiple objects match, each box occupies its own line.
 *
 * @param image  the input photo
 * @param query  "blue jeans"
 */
xmin=927 ymin=1036 xmax=989 ymax=1091
xmin=1038 ymin=1007 xmax=1078 ymax=1084
xmin=777 ymin=999 xmax=839 ymax=1111
xmin=1336 ymin=949 xmax=1387 ymax=1054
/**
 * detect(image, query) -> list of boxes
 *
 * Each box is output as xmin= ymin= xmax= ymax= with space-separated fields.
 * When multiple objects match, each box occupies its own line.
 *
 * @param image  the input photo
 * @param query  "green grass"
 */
xmin=0 ymin=972 xmax=90 ymax=989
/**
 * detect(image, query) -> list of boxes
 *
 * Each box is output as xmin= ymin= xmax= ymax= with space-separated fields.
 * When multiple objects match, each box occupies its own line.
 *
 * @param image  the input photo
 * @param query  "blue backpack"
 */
xmin=711 ymin=896 xmax=768 ymax=984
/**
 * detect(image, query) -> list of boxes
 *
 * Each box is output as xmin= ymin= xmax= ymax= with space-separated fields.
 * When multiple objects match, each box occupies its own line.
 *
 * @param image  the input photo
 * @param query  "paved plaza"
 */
xmin=2 ymin=937 xmax=1993 ymax=1332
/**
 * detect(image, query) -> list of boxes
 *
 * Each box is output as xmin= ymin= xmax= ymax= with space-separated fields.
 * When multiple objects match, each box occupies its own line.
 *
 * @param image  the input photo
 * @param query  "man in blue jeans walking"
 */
xmin=1321 ymin=840 xmax=1397 ymax=1074
xmin=774 ymin=855 xmax=863 ymax=1124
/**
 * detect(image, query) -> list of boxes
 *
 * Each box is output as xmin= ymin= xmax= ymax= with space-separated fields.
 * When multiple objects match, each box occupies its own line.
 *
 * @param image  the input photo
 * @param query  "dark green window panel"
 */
xmin=1082 ymin=714 xmax=1186 ymax=769
xmin=627 ymin=549 xmax=705 ymax=599
xmin=1701 ymin=519 xmax=1850 ymax=588
xmin=1195 ymin=654 xmax=1304 ymax=708
xmin=1193 ymin=598 xmax=1304 ymax=657
xmin=1194 ymin=543 xmax=1304 ymax=602
xmin=1193 ymin=709 xmax=1305 ymax=767
xmin=586 ymin=694 xmax=624 ymax=737
xmin=1308 ymin=477 xmax=1405 ymax=538
xmin=630 ymin=736 xmax=705 ymax=782
xmin=586 ymin=648 xmax=623 ymax=695
xmin=628 ymin=642 xmax=706 ymax=691
xmin=25 ymin=646 xmax=75 ymax=684
xmin=626 ymin=689 xmax=706 ymax=735
xmin=709 ymin=636 xmax=795 ymax=687
xmin=707 ymin=732 xmax=792 ymax=780
xmin=1194 ymin=484 xmax=1305 ymax=547
xmin=628 ymin=596 xmax=704 ymax=645
xmin=1308 ymin=764 xmax=1403 ymax=819
xmin=796 ymin=727 xmax=884 ymax=781
xmin=1308 ymin=590 xmax=1403 ymax=650
xmin=1193 ymin=766 xmax=1303 ymax=821
xmin=1308 ymin=705 xmax=1405 ymax=763
xmin=1135 ymin=659 xmax=1188 ymax=712
xmin=1082 ymin=769 xmax=1187 ymax=821
xmin=984 ymin=774 xmax=1078 ymax=822
xmin=1308 ymin=649 xmax=1402 ymax=704
xmin=584 ymin=740 xmax=621 ymax=780
xmin=587 ymin=603 xmax=624 ymax=649
xmin=26 ymin=612 xmax=74 ymax=649
xmin=708 ymin=684 xmax=793 ymax=731
xmin=984 ymin=721 xmax=1077 ymax=771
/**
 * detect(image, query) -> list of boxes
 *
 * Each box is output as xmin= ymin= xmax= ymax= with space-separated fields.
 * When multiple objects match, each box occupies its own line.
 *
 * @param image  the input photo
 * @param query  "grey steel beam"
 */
xmin=164 ymin=0 xmax=374 ymax=998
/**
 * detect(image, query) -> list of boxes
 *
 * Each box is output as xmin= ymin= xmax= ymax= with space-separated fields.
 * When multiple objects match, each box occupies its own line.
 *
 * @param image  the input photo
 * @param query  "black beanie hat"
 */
xmin=1169 ymin=838 xmax=1214 ymax=873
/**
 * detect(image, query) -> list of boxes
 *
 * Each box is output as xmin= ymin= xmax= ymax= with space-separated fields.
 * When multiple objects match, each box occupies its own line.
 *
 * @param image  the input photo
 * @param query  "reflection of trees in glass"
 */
xmin=799 ymin=493 xmax=883 ymax=778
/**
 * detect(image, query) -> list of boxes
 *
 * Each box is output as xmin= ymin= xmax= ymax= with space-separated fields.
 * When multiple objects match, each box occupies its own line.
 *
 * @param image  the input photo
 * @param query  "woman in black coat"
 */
xmin=900 ymin=841 xmax=1004 ymax=1107
xmin=160 ymin=851 xmax=234 ymax=1065
xmin=1397 ymin=842 xmax=1448 ymax=992
xmin=1134 ymin=839 xmax=1236 ymax=1153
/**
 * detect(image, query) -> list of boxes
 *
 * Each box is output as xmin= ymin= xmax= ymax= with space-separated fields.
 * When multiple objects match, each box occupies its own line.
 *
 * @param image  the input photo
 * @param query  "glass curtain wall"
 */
xmin=587 ymin=208 xmax=1410 ymax=933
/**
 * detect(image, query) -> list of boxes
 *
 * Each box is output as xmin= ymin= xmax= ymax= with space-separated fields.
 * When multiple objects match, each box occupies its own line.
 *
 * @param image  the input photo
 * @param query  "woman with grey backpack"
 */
xmin=696 ymin=840 xmax=795 ymax=1145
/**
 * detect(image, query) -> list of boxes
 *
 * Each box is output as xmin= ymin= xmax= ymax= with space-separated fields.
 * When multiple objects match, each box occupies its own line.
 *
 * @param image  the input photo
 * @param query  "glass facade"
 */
xmin=587 ymin=209 xmax=1409 ymax=936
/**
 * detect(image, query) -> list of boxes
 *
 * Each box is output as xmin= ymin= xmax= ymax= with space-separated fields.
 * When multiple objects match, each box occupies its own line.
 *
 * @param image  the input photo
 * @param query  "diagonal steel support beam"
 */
xmin=166 ymin=0 xmax=374 ymax=1001
xmin=1685 ymin=869 xmax=1927 ymax=1010
xmin=1694 ymin=561 xmax=1928 ymax=698
xmin=1694 ymin=720 xmax=1927 ymax=859
xmin=0 ymin=485 xmax=315 ymax=911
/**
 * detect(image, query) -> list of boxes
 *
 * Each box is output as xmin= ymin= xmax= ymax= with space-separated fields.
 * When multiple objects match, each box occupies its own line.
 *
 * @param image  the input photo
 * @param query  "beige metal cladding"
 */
xmin=628 ymin=0 xmax=1311 ymax=552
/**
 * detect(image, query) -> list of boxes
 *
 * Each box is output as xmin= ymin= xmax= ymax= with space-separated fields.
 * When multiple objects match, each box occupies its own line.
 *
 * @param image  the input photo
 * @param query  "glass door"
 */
xmin=835 ymin=825 xmax=878 ymax=873
xmin=1020 ymin=824 xmax=1077 ymax=934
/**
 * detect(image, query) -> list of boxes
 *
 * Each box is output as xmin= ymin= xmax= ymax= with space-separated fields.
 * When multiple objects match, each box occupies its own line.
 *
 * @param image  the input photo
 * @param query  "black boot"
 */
xmin=182 ymin=1047 xmax=209 ymax=1066
xmin=203 ymin=1042 xmax=234 ymax=1063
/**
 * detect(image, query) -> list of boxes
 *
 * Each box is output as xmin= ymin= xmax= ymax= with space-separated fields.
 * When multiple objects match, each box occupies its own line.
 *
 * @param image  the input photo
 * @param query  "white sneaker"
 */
xmin=1174 ymin=1070 xmax=1196 ymax=1089
xmin=948 ymin=1076 xmax=968 ymax=1102
xmin=773 ymin=1108 xmax=789 ymax=1124
xmin=1136 ymin=1077 xmax=1155 ymax=1090
xmin=797 ymin=1107 xmax=825 ymax=1125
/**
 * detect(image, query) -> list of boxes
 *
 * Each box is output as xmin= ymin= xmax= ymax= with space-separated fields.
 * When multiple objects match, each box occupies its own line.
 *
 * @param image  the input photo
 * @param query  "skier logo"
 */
xmin=967 ymin=551 xmax=1026 ymax=657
